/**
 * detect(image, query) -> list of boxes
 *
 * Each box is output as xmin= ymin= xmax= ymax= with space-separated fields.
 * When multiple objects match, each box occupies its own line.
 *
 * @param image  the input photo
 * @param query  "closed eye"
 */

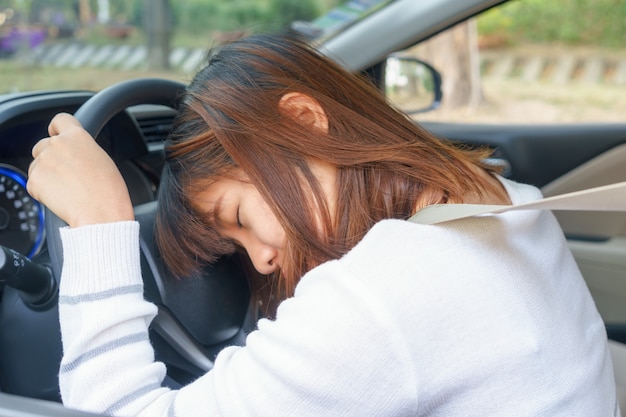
xmin=236 ymin=206 xmax=243 ymax=229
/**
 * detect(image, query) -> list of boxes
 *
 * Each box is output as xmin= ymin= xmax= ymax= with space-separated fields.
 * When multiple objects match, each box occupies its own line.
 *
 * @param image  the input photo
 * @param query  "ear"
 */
xmin=279 ymin=92 xmax=328 ymax=133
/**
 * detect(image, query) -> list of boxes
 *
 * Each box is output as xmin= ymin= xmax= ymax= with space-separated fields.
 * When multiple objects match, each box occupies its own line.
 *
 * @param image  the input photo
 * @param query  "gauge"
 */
xmin=0 ymin=164 xmax=45 ymax=258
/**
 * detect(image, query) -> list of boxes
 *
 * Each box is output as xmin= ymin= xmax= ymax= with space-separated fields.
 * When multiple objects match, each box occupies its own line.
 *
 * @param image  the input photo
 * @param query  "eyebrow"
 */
xmin=209 ymin=195 xmax=225 ymax=227
xmin=191 ymin=193 xmax=223 ymax=229
xmin=205 ymin=194 xmax=237 ymax=229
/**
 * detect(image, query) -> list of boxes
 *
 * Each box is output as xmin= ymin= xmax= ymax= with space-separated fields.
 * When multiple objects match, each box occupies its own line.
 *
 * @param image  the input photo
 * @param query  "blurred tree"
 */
xmin=143 ymin=0 xmax=171 ymax=69
xmin=267 ymin=0 xmax=319 ymax=30
xmin=414 ymin=20 xmax=482 ymax=109
xmin=477 ymin=0 xmax=626 ymax=48
xmin=77 ymin=0 xmax=90 ymax=26
xmin=164 ymin=0 xmax=326 ymax=37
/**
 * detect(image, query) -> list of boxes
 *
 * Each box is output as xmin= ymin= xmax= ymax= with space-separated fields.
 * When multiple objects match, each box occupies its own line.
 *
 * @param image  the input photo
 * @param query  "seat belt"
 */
xmin=409 ymin=181 xmax=626 ymax=225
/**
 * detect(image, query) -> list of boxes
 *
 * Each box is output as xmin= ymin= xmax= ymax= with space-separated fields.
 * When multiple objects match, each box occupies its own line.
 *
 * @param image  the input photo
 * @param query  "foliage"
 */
xmin=162 ymin=0 xmax=319 ymax=36
xmin=478 ymin=0 xmax=626 ymax=48
xmin=0 ymin=0 xmax=322 ymax=34
xmin=2 ymin=0 xmax=624 ymax=48
xmin=266 ymin=0 xmax=320 ymax=30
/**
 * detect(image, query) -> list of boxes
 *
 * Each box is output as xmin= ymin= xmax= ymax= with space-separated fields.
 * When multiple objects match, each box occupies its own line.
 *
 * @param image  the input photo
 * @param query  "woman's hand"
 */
xmin=27 ymin=113 xmax=135 ymax=228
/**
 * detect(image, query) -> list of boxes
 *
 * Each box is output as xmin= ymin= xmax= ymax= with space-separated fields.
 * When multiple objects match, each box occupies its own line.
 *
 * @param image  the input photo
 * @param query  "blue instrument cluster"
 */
xmin=0 ymin=164 xmax=45 ymax=258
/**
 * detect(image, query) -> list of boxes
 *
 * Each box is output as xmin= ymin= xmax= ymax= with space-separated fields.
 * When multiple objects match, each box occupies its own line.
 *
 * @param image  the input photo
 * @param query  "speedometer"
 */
xmin=0 ymin=164 xmax=45 ymax=258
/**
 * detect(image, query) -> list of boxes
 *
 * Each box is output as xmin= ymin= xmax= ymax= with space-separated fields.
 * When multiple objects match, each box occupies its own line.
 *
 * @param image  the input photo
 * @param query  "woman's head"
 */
xmin=186 ymin=156 xmax=337 ymax=277
xmin=156 ymin=33 xmax=499 ymax=299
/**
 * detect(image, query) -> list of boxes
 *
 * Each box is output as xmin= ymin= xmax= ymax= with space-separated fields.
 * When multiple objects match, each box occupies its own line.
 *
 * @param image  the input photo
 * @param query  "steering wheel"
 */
xmin=5 ymin=78 xmax=253 ymax=399
xmin=56 ymin=77 xmax=254 ymax=372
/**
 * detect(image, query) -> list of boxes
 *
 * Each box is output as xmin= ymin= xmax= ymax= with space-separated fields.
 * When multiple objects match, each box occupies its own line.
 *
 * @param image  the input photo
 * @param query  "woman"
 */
xmin=27 ymin=34 xmax=618 ymax=416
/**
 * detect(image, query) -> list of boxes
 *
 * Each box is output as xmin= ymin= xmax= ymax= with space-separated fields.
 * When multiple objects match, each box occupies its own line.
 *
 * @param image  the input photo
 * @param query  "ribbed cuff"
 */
xmin=59 ymin=221 xmax=142 ymax=296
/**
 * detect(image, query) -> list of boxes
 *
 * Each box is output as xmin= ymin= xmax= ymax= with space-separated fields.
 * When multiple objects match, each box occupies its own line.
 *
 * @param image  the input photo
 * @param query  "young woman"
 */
xmin=27 ymin=34 xmax=618 ymax=416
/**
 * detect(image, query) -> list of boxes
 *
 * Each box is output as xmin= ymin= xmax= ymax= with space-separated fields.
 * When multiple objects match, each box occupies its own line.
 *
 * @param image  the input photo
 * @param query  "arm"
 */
xmin=58 ymin=222 xmax=417 ymax=416
xmin=58 ymin=221 xmax=174 ymax=416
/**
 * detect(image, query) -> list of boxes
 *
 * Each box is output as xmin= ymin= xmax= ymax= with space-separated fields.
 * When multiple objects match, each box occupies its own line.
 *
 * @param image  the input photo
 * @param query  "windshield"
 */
xmin=1 ymin=0 xmax=625 ymax=124
xmin=291 ymin=0 xmax=393 ymax=42
xmin=0 ymin=0 xmax=352 ymax=94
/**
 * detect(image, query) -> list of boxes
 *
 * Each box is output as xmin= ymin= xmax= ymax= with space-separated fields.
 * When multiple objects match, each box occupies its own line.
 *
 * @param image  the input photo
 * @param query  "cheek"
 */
xmin=261 ymin=213 xmax=287 ymax=248
xmin=254 ymin=197 xmax=286 ymax=248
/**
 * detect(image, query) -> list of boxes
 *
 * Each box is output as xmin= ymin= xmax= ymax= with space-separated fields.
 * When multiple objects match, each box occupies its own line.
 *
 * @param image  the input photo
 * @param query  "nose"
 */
xmin=245 ymin=241 xmax=280 ymax=275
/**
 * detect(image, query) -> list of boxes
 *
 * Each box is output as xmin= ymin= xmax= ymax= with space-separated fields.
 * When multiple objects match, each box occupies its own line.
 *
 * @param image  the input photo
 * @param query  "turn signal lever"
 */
xmin=0 ymin=245 xmax=57 ymax=308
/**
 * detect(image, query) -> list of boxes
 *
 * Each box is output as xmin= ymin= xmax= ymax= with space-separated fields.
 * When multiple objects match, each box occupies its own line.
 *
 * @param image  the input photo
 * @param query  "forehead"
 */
xmin=193 ymin=177 xmax=241 ymax=213
xmin=190 ymin=166 xmax=249 ymax=205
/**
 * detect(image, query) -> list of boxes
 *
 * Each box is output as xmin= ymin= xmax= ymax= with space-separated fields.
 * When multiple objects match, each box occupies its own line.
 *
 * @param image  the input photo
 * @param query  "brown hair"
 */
xmin=156 ymin=33 xmax=501 ymax=302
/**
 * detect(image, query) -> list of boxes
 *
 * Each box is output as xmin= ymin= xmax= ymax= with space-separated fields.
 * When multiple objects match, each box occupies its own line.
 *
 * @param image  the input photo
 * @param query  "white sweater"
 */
xmin=58 ymin=178 xmax=619 ymax=416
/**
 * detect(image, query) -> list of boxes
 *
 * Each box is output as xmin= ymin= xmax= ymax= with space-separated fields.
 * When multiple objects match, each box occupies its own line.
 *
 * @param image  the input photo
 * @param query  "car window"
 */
xmin=0 ymin=0 xmax=345 ymax=94
xmin=389 ymin=0 xmax=626 ymax=124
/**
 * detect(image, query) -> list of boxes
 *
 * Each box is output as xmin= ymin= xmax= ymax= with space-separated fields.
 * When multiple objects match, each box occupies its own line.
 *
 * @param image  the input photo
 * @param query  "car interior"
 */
xmin=0 ymin=0 xmax=624 ymax=415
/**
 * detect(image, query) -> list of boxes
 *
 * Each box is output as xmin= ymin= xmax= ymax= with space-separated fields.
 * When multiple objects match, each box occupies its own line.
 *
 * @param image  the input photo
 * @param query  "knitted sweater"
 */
xmin=58 ymin=178 xmax=619 ymax=416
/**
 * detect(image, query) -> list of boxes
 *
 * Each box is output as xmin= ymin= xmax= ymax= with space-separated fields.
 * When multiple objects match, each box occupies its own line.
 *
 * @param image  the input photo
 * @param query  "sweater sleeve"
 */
xmin=58 ymin=222 xmax=418 ymax=417
xmin=58 ymin=221 xmax=174 ymax=416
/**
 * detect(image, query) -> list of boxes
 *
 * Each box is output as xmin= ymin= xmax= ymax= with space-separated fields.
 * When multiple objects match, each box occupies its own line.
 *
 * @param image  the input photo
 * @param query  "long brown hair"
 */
xmin=156 ymin=33 xmax=500 ymax=302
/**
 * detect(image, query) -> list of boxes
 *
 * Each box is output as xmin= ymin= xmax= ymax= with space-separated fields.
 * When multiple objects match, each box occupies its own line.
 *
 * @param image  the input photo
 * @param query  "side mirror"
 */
xmin=384 ymin=54 xmax=442 ymax=114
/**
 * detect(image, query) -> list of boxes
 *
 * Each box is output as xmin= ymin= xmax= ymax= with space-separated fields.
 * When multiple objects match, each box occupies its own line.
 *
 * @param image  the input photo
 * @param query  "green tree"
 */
xmin=266 ymin=0 xmax=319 ymax=30
xmin=478 ymin=0 xmax=626 ymax=48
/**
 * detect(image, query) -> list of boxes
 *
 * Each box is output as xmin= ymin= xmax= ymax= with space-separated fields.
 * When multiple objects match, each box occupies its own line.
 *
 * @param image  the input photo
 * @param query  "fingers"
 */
xmin=26 ymin=137 xmax=54 ymax=202
xmin=29 ymin=113 xmax=88 ymax=205
xmin=26 ymin=157 xmax=44 ymax=204
xmin=30 ymin=137 xmax=49 ymax=160
xmin=47 ymin=112 xmax=83 ymax=137
xmin=28 ymin=136 xmax=50 ymax=201
xmin=33 ymin=113 xmax=89 ymax=162
xmin=33 ymin=112 xmax=95 ymax=166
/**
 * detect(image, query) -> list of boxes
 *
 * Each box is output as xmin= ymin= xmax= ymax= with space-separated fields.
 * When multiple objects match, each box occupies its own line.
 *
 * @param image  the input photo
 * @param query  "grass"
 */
xmin=416 ymin=78 xmax=626 ymax=124
xmin=0 ymin=59 xmax=189 ymax=94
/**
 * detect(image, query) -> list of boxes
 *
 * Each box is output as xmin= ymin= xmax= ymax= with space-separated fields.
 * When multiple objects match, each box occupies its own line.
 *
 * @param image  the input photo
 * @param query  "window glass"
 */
xmin=0 ymin=0 xmax=342 ymax=94
xmin=393 ymin=0 xmax=626 ymax=124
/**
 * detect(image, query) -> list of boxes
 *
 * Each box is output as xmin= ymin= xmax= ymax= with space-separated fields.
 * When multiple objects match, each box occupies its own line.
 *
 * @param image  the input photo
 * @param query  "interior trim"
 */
xmin=542 ymin=144 xmax=626 ymax=238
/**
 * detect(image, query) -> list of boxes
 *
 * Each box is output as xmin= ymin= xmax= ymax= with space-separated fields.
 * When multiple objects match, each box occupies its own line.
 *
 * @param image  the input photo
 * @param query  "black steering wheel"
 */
xmin=1 ymin=79 xmax=254 ymax=400
xmin=54 ymin=77 xmax=254 ymax=379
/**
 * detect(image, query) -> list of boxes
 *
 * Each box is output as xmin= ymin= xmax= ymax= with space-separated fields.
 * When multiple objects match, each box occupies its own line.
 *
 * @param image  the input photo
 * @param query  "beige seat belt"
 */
xmin=409 ymin=181 xmax=626 ymax=225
